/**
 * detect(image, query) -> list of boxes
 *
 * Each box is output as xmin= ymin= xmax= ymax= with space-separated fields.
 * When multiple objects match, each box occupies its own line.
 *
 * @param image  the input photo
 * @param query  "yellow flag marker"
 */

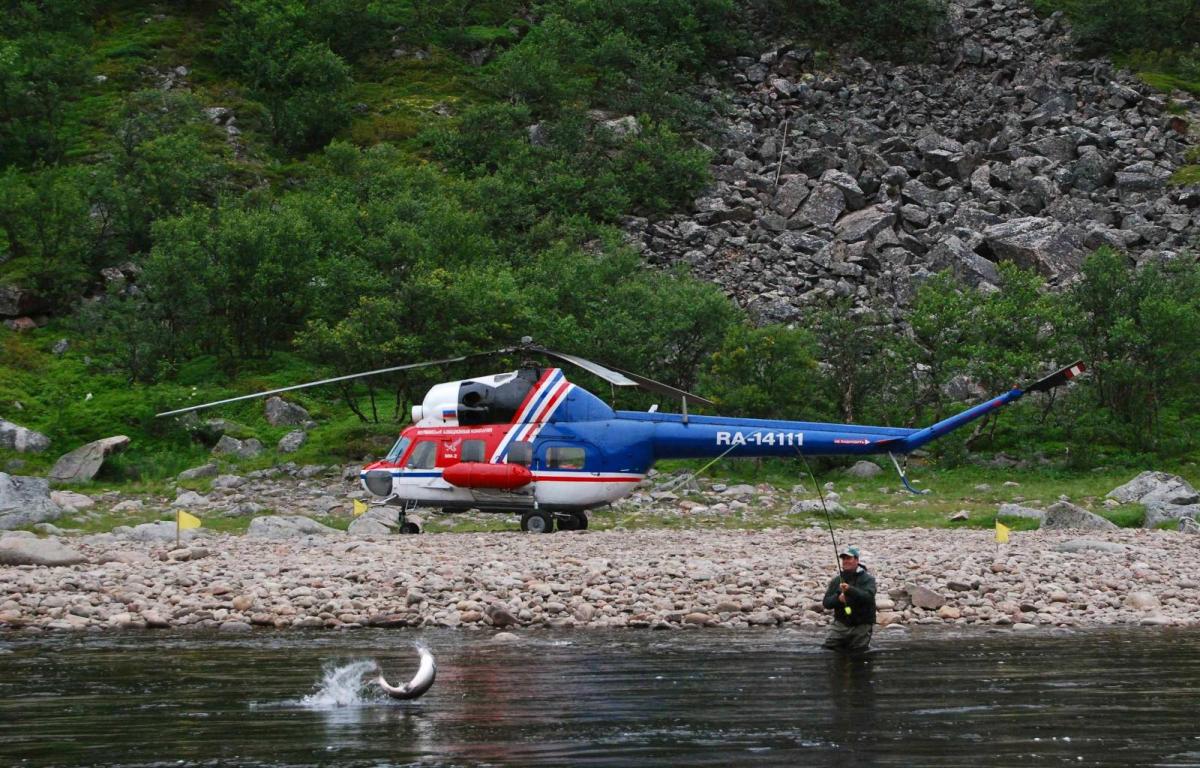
xmin=353 ymin=499 xmax=368 ymax=517
xmin=995 ymin=520 xmax=1011 ymax=544
xmin=176 ymin=510 xmax=201 ymax=549
xmin=177 ymin=510 xmax=202 ymax=530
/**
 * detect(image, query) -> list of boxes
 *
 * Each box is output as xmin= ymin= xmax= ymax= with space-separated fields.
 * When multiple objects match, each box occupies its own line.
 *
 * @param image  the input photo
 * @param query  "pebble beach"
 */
xmin=2 ymin=526 xmax=1196 ymax=634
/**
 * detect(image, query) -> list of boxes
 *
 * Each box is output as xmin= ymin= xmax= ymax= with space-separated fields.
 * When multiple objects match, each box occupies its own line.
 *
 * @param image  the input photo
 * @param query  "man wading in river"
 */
xmin=821 ymin=547 xmax=876 ymax=652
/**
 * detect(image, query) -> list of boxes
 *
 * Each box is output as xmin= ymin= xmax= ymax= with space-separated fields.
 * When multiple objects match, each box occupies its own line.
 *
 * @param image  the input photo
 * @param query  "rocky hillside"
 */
xmin=626 ymin=0 xmax=1200 ymax=323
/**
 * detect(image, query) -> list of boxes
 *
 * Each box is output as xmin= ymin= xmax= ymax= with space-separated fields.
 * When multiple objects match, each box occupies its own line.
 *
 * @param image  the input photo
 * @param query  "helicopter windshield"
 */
xmin=385 ymin=435 xmax=411 ymax=463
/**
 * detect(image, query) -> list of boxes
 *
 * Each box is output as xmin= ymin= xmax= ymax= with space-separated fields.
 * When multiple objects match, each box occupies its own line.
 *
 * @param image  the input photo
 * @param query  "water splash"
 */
xmin=298 ymin=660 xmax=381 ymax=710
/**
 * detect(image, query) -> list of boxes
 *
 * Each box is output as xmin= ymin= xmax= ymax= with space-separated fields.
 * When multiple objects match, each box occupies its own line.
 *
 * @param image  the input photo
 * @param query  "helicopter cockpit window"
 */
xmin=386 ymin=436 xmax=411 ymax=463
xmin=507 ymin=441 xmax=532 ymax=466
xmin=461 ymin=439 xmax=485 ymax=463
xmin=546 ymin=446 xmax=586 ymax=470
xmin=406 ymin=441 xmax=437 ymax=470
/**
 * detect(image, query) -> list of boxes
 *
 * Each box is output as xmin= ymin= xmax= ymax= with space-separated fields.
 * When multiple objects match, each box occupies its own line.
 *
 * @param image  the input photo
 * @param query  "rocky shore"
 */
xmin=1 ymin=526 xmax=1196 ymax=634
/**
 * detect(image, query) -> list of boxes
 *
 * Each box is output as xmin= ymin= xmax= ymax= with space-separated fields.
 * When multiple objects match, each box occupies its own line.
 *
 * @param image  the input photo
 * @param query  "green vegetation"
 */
xmin=1031 ymin=0 xmax=1200 ymax=94
xmin=1 ymin=0 xmax=1199 ymax=496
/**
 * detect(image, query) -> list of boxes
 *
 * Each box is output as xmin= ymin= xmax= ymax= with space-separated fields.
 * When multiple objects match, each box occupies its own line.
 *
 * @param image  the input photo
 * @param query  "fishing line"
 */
xmin=799 ymin=452 xmax=853 ymax=617
xmin=798 ymin=452 xmax=841 ymax=569
xmin=660 ymin=442 xmax=740 ymax=492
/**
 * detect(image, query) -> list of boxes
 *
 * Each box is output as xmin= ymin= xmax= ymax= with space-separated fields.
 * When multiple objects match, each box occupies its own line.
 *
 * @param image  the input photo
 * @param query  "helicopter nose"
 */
xmin=363 ymin=469 xmax=393 ymax=497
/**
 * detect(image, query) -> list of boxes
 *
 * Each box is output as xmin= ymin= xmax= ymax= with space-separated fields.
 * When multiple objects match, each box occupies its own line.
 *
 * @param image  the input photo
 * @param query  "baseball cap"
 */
xmin=839 ymin=546 xmax=860 ymax=559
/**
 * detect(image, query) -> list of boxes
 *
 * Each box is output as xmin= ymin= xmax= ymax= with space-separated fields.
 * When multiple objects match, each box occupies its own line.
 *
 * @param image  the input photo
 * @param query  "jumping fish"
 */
xmin=375 ymin=646 xmax=437 ymax=700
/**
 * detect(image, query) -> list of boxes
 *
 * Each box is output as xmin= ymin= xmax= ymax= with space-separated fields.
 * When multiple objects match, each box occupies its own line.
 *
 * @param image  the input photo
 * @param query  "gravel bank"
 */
xmin=2 ymin=527 xmax=1196 ymax=633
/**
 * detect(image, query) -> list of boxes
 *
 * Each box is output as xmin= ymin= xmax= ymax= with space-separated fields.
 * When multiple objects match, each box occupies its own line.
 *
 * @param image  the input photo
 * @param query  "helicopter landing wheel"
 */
xmin=556 ymin=511 xmax=587 ymax=531
xmin=399 ymin=521 xmax=421 ymax=535
xmin=520 ymin=510 xmax=554 ymax=533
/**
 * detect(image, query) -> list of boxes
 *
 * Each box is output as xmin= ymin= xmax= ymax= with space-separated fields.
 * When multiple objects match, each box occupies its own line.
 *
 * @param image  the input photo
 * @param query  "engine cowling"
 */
xmin=441 ymin=462 xmax=533 ymax=490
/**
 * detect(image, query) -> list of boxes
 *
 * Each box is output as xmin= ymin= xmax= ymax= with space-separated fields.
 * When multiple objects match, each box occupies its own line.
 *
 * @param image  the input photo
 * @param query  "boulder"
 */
xmin=907 ymin=585 xmax=946 ymax=610
xmin=1040 ymin=501 xmax=1118 ymax=531
xmin=0 ymin=536 xmax=86 ymax=566
xmin=1144 ymin=504 xmax=1200 ymax=530
xmin=247 ymin=515 xmax=342 ymax=538
xmin=845 ymin=461 xmax=882 ymax=479
xmin=178 ymin=463 xmax=219 ymax=481
xmin=981 ymin=217 xmax=1085 ymax=279
xmin=797 ymin=183 xmax=846 ymax=228
xmin=997 ymin=503 xmax=1045 ymax=520
xmin=277 ymin=430 xmax=307 ymax=454
xmin=0 ymin=473 xmax=63 ymax=529
xmin=1106 ymin=471 xmax=1199 ymax=506
xmin=927 ymin=236 xmax=1000 ymax=289
xmin=212 ymin=435 xmax=263 ymax=460
xmin=772 ymin=177 xmax=811 ymax=217
xmin=1180 ymin=517 xmax=1200 ymax=535
xmin=0 ymin=419 xmax=50 ymax=453
xmin=348 ymin=507 xmax=400 ymax=536
xmin=264 ymin=397 xmax=313 ymax=427
xmin=789 ymin=499 xmax=847 ymax=515
xmin=834 ymin=205 xmax=896 ymax=243
xmin=48 ymin=436 xmax=131 ymax=484
xmin=49 ymin=490 xmax=94 ymax=511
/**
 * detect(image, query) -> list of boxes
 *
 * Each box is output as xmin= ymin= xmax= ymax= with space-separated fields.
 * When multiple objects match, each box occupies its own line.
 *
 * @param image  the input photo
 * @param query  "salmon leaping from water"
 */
xmin=376 ymin=646 xmax=437 ymax=700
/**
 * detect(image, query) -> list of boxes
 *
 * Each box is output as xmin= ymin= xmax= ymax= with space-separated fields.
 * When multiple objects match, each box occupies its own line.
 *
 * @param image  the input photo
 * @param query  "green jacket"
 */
xmin=822 ymin=565 xmax=877 ymax=626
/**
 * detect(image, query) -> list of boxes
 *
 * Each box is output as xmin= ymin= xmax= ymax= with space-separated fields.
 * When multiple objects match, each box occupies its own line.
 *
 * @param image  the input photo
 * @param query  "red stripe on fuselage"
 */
xmin=510 ymin=369 xmax=558 ymax=425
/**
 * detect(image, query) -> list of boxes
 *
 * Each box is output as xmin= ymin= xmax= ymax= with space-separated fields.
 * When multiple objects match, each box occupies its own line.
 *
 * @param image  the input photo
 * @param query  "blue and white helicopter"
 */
xmin=159 ymin=339 xmax=1085 ymax=533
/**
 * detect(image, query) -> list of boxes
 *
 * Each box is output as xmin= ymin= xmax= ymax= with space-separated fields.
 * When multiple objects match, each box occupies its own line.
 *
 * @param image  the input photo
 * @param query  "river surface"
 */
xmin=1 ymin=627 xmax=1198 ymax=767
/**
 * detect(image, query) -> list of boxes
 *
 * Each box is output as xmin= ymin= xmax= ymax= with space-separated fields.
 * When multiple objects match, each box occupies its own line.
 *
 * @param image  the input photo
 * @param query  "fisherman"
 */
xmin=821 ymin=546 xmax=876 ymax=652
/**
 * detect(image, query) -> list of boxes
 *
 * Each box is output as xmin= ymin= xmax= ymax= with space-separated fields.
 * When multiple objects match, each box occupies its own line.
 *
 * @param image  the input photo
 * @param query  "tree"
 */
xmin=218 ymin=0 xmax=352 ymax=152
xmin=701 ymin=324 xmax=827 ymax=420
xmin=1069 ymin=248 xmax=1200 ymax=451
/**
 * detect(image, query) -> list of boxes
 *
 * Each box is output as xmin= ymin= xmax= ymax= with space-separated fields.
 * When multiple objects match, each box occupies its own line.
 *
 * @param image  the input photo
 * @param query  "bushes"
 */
xmin=759 ymin=0 xmax=948 ymax=60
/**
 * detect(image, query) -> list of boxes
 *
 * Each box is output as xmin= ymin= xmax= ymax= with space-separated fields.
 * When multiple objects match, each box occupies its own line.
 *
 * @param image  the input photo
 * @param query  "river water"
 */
xmin=1 ymin=627 xmax=1198 ymax=767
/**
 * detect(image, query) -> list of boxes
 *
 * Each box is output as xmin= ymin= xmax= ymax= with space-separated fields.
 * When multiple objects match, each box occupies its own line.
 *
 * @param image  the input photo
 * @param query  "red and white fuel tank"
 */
xmin=441 ymin=462 xmax=533 ymax=490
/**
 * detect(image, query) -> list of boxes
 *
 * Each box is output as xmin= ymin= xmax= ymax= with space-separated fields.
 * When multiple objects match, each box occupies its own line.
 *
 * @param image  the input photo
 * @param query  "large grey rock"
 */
xmin=178 ymin=463 xmax=219 ymax=481
xmin=1106 ymin=471 xmax=1200 ymax=506
xmin=49 ymin=490 xmax=94 ymax=511
xmin=247 ymin=515 xmax=342 ymax=539
xmin=0 ymin=284 xmax=44 ymax=317
xmin=348 ymin=507 xmax=400 ymax=536
xmin=797 ymin=183 xmax=846 ymax=228
xmin=212 ymin=435 xmax=263 ymax=460
xmin=0 ymin=473 xmax=63 ymax=529
xmin=998 ymin=503 xmax=1045 ymax=520
xmin=264 ymin=397 xmax=312 ymax=427
xmin=789 ymin=499 xmax=847 ymax=515
xmin=1144 ymin=504 xmax=1200 ymax=530
xmin=0 ymin=419 xmax=50 ymax=453
xmin=834 ymin=205 xmax=896 ymax=243
xmin=772 ymin=177 xmax=810 ymax=216
xmin=907 ymin=584 xmax=946 ymax=610
xmin=277 ymin=430 xmax=307 ymax=454
xmin=927 ymin=235 xmax=1000 ymax=288
xmin=1040 ymin=501 xmax=1118 ymax=531
xmin=845 ymin=461 xmax=882 ymax=479
xmin=982 ymin=217 xmax=1085 ymax=279
xmin=48 ymin=436 xmax=131 ymax=484
xmin=0 ymin=536 xmax=86 ymax=566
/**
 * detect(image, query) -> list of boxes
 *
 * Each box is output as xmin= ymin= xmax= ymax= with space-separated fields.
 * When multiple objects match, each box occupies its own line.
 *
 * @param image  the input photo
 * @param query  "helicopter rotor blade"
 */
xmin=532 ymin=348 xmax=639 ymax=388
xmin=155 ymin=349 xmax=515 ymax=418
xmin=534 ymin=347 xmax=715 ymax=408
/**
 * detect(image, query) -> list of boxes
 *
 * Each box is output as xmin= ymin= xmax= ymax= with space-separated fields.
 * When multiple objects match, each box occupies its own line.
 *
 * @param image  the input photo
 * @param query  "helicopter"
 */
xmin=157 ymin=339 xmax=1085 ymax=534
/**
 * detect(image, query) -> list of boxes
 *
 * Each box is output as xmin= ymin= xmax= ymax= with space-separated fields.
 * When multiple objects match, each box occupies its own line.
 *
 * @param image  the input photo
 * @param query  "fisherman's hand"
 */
xmin=839 ymin=583 xmax=849 ymax=593
xmin=838 ymin=593 xmax=846 ymax=604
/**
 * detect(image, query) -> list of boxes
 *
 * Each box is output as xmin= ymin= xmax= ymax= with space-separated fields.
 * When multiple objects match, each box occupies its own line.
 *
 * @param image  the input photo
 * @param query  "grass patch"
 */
xmin=1170 ymin=165 xmax=1200 ymax=186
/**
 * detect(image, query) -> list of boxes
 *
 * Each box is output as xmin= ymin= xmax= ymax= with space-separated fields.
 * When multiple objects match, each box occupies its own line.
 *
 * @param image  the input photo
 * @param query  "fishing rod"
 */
xmin=799 ymin=453 xmax=853 ymax=618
